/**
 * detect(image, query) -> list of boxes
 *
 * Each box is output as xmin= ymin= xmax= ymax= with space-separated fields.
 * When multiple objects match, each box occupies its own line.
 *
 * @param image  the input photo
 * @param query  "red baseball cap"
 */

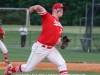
xmin=52 ymin=3 xmax=68 ymax=10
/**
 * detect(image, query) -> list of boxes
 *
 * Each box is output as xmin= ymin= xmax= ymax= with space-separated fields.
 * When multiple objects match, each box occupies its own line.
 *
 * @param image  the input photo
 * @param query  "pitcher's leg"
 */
xmin=21 ymin=46 xmax=50 ymax=72
xmin=21 ymin=51 xmax=41 ymax=72
xmin=6 ymin=50 xmax=41 ymax=74
xmin=21 ymin=43 xmax=51 ymax=72
xmin=47 ymin=47 xmax=68 ymax=75
xmin=5 ymin=43 xmax=50 ymax=74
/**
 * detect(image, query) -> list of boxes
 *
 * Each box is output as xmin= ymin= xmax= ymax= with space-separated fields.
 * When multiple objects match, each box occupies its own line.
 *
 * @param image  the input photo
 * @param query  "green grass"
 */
xmin=0 ymin=25 xmax=100 ymax=62
xmin=0 ymin=25 xmax=100 ymax=74
xmin=2 ymin=25 xmax=85 ymax=34
xmin=0 ymin=25 xmax=100 ymax=63
xmin=4 ymin=32 xmax=82 ymax=48
xmin=0 ymin=47 xmax=100 ymax=63
xmin=0 ymin=70 xmax=100 ymax=75
xmin=2 ymin=25 xmax=42 ymax=32
xmin=61 ymin=49 xmax=100 ymax=63
xmin=2 ymin=25 xmax=100 ymax=34
xmin=2 ymin=25 xmax=100 ymax=48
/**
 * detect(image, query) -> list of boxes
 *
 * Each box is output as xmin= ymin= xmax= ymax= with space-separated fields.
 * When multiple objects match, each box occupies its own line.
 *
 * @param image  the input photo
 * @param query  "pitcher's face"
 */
xmin=56 ymin=8 xmax=63 ymax=18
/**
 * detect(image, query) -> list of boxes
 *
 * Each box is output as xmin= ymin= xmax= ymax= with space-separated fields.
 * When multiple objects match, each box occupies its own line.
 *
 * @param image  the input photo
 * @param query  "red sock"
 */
xmin=9 ymin=65 xmax=22 ymax=73
xmin=4 ymin=53 xmax=8 ymax=60
xmin=60 ymin=70 xmax=68 ymax=75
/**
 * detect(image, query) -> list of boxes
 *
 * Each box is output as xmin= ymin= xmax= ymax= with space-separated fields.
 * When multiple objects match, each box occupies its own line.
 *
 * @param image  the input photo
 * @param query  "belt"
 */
xmin=42 ymin=44 xmax=52 ymax=49
xmin=36 ymin=41 xmax=52 ymax=49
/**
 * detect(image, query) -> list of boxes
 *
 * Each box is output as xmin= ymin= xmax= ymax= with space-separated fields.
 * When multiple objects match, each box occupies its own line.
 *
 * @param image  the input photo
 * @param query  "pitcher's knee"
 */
xmin=57 ymin=62 xmax=67 ymax=71
xmin=21 ymin=64 xmax=34 ymax=72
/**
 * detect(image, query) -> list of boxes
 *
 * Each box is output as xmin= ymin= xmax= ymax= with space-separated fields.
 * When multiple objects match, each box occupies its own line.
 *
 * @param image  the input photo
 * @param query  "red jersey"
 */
xmin=0 ymin=28 xmax=3 ymax=33
xmin=0 ymin=28 xmax=4 ymax=39
xmin=37 ymin=11 xmax=63 ymax=46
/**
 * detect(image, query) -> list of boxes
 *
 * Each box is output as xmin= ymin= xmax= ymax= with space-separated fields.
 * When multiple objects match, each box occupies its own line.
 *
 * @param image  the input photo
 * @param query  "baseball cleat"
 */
xmin=4 ymin=66 xmax=12 ymax=75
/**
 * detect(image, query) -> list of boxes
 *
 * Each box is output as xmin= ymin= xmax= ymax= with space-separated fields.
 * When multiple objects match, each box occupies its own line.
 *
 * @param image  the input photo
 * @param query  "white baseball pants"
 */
xmin=21 ymin=41 xmax=67 ymax=72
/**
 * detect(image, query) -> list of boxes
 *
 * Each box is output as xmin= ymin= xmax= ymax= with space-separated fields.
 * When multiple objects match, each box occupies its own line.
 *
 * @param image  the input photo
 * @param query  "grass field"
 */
xmin=2 ymin=25 xmax=100 ymax=49
xmin=2 ymin=25 xmax=100 ymax=34
xmin=0 ymin=70 xmax=100 ymax=75
xmin=0 ymin=47 xmax=100 ymax=62
xmin=0 ymin=25 xmax=100 ymax=75
xmin=0 ymin=25 xmax=100 ymax=62
xmin=2 ymin=25 xmax=87 ymax=34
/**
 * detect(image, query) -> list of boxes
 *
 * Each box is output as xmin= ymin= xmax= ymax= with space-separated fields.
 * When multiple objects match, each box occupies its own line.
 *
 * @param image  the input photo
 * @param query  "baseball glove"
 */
xmin=60 ymin=35 xmax=70 ymax=49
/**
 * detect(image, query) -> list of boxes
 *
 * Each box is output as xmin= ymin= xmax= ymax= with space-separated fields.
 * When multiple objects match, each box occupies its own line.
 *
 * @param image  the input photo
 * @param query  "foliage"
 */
xmin=0 ymin=10 xmax=26 ymax=25
xmin=0 ymin=0 xmax=100 ymax=25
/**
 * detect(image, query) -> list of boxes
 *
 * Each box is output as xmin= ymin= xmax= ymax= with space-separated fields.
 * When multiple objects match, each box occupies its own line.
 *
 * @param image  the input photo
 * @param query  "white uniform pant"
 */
xmin=21 ymin=42 xmax=67 ymax=72
xmin=0 ymin=40 xmax=8 ymax=54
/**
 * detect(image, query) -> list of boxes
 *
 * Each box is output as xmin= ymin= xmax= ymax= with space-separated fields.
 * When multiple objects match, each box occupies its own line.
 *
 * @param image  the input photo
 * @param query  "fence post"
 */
xmin=29 ymin=31 xmax=31 ymax=46
xmin=74 ymin=34 xmax=76 ymax=47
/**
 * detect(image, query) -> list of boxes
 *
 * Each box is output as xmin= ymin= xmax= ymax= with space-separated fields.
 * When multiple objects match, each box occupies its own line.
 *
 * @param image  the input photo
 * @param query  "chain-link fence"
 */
xmin=80 ymin=0 xmax=100 ymax=52
xmin=3 ymin=31 xmax=82 ymax=50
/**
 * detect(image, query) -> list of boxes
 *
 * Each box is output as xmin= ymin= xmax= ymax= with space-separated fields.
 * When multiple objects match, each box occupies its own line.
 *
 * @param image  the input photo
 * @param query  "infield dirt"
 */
xmin=0 ymin=62 xmax=100 ymax=72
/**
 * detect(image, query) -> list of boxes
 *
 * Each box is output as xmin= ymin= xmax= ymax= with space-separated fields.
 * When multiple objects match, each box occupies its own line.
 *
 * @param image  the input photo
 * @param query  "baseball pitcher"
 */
xmin=4 ymin=3 xmax=69 ymax=75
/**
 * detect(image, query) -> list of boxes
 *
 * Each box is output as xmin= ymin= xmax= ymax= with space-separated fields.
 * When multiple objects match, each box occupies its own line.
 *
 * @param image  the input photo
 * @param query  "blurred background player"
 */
xmin=18 ymin=25 xmax=28 ymax=47
xmin=4 ymin=3 xmax=68 ymax=75
xmin=0 ymin=24 xmax=10 ymax=64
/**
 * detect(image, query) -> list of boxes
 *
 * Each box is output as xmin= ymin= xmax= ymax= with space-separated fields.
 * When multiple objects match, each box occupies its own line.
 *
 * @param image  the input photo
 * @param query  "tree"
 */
xmin=0 ymin=0 xmax=99 ymax=25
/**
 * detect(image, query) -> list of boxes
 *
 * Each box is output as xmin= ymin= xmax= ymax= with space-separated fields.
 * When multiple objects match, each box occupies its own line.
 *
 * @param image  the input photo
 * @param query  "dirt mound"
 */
xmin=0 ymin=62 xmax=100 ymax=72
